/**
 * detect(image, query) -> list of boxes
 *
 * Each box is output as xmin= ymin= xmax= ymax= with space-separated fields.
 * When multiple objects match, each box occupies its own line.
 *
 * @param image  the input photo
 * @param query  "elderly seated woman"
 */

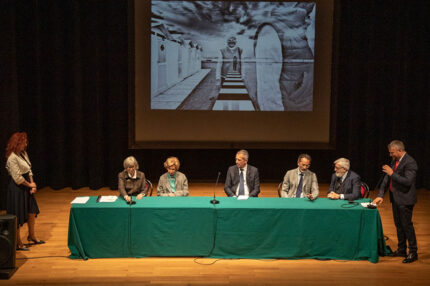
xmin=118 ymin=156 xmax=148 ymax=202
xmin=157 ymin=157 xmax=189 ymax=197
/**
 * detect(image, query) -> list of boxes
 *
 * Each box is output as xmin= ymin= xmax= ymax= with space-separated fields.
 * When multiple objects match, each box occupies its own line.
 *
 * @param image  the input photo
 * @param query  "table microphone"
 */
xmin=210 ymin=172 xmax=221 ymax=204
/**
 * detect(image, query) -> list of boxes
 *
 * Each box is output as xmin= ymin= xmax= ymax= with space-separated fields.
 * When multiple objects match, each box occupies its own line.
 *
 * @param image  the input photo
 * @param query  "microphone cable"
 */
xmin=207 ymin=202 xmax=219 ymax=257
xmin=341 ymin=202 xmax=359 ymax=208
xmin=193 ymin=202 xmax=221 ymax=265
xmin=128 ymin=196 xmax=134 ymax=257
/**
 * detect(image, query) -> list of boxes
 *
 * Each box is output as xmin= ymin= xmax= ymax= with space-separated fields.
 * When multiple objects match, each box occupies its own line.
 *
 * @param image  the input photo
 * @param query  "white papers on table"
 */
xmin=98 ymin=196 xmax=118 ymax=203
xmin=71 ymin=196 xmax=90 ymax=204
xmin=237 ymin=195 xmax=249 ymax=200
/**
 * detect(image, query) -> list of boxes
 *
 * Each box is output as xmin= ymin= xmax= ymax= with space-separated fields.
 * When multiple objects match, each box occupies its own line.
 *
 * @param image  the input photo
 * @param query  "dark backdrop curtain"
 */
xmin=1 ymin=0 xmax=429 ymax=209
xmin=0 ymin=0 xmax=129 ymax=204
xmin=333 ymin=0 xmax=430 ymax=190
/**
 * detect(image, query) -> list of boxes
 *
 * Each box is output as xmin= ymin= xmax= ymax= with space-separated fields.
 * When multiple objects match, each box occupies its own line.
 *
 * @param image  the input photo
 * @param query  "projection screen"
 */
xmin=130 ymin=0 xmax=335 ymax=149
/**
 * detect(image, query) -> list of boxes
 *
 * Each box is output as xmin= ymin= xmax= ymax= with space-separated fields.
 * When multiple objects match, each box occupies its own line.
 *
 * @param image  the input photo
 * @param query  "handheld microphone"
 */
xmin=210 ymin=172 xmax=221 ymax=204
xmin=374 ymin=173 xmax=385 ymax=190
xmin=375 ymin=158 xmax=394 ymax=190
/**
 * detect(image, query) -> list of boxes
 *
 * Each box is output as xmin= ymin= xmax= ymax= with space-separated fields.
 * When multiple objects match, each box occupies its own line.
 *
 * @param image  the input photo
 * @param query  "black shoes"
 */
xmin=388 ymin=249 xmax=407 ymax=257
xmin=27 ymin=236 xmax=46 ymax=245
xmin=16 ymin=245 xmax=30 ymax=251
xmin=402 ymin=253 xmax=418 ymax=263
xmin=387 ymin=249 xmax=417 ymax=262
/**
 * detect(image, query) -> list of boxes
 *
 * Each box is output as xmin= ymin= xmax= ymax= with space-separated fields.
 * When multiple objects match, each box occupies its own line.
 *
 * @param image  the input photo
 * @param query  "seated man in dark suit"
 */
xmin=327 ymin=158 xmax=361 ymax=201
xmin=224 ymin=149 xmax=260 ymax=197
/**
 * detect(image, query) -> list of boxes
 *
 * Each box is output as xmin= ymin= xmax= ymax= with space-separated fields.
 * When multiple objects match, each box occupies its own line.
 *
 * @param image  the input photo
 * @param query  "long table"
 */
xmin=68 ymin=197 xmax=388 ymax=262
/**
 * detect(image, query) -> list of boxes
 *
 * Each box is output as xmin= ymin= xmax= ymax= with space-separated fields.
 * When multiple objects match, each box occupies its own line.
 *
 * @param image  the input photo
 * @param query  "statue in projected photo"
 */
xmin=213 ymin=35 xmax=256 ymax=111
xmin=216 ymin=35 xmax=243 ymax=86
xmin=254 ymin=4 xmax=315 ymax=111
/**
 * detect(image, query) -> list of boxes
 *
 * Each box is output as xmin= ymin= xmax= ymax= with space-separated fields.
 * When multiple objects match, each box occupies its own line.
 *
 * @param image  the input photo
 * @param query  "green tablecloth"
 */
xmin=68 ymin=197 xmax=388 ymax=262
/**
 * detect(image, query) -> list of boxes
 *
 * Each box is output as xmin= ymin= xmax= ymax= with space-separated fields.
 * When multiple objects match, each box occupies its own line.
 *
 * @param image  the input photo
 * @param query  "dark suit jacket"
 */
xmin=377 ymin=153 xmax=418 ymax=206
xmin=328 ymin=170 xmax=361 ymax=201
xmin=224 ymin=164 xmax=260 ymax=197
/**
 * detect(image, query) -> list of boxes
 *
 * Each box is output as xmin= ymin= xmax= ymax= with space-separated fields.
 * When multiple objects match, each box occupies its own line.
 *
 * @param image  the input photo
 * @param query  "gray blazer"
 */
xmin=377 ymin=153 xmax=418 ymax=206
xmin=157 ymin=171 xmax=189 ymax=197
xmin=224 ymin=164 xmax=260 ymax=197
xmin=281 ymin=168 xmax=319 ymax=198
xmin=118 ymin=170 xmax=147 ymax=197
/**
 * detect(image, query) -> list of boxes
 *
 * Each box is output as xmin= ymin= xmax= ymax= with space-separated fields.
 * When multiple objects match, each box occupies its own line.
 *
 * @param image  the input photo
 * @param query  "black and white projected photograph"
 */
xmin=150 ymin=1 xmax=315 ymax=111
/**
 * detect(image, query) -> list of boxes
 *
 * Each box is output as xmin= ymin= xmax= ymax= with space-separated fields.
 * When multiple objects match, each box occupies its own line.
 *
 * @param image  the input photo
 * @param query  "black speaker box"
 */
xmin=0 ymin=214 xmax=17 ymax=279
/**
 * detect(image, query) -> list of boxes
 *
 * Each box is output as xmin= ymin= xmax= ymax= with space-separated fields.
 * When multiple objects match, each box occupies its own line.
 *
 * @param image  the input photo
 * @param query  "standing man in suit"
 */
xmin=224 ymin=150 xmax=260 ymax=197
xmin=280 ymin=154 xmax=318 ymax=199
xmin=327 ymin=158 xmax=362 ymax=201
xmin=373 ymin=140 xmax=418 ymax=263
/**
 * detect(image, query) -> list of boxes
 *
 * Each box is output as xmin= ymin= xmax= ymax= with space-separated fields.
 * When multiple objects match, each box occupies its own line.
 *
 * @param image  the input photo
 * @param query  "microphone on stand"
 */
xmin=210 ymin=172 xmax=221 ymax=204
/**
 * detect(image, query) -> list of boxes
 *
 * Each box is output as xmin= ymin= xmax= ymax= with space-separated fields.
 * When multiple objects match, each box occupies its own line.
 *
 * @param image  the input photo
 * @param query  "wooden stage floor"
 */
xmin=2 ymin=183 xmax=430 ymax=285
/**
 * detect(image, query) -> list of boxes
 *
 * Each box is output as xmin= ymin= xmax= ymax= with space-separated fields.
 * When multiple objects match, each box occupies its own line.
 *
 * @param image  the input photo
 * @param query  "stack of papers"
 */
xmin=237 ymin=195 xmax=249 ymax=200
xmin=71 ymin=197 xmax=90 ymax=204
xmin=98 ymin=196 xmax=118 ymax=202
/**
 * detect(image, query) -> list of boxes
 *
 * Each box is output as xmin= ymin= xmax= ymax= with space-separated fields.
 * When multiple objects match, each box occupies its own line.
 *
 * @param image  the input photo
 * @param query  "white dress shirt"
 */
xmin=235 ymin=164 xmax=249 ymax=196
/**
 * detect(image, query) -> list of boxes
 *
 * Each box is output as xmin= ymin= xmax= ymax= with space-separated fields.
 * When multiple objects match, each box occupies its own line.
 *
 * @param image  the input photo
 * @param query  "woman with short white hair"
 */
xmin=118 ymin=156 xmax=148 ymax=202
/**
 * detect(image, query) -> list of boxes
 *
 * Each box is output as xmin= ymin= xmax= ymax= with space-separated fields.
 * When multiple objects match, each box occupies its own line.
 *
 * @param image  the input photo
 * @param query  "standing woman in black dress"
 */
xmin=5 ymin=132 xmax=45 ymax=250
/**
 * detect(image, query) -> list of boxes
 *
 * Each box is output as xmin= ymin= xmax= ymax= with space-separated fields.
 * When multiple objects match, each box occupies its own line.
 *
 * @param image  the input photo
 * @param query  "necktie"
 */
xmin=335 ymin=177 xmax=343 ymax=193
xmin=389 ymin=160 xmax=399 ymax=192
xmin=296 ymin=173 xmax=304 ymax=198
xmin=238 ymin=169 xmax=245 ymax=196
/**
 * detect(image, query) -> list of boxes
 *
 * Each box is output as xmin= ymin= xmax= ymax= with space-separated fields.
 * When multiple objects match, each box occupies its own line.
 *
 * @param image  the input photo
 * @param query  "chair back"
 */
xmin=146 ymin=179 xmax=154 ymax=196
xmin=360 ymin=182 xmax=370 ymax=198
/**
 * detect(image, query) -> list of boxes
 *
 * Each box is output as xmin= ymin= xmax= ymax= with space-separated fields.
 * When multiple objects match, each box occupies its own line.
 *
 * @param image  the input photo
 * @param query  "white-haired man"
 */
xmin=327 ymin=158 xmax=361 ymax=201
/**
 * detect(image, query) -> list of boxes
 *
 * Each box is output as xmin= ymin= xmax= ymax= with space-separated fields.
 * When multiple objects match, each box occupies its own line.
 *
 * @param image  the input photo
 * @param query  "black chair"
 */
xmin=146 ymin=179 xmax=153 ymax=196
xmin=360 ymin=182 xmax=370 ymax=198
xmin=277 ymin=182 xmax=282 ymax=197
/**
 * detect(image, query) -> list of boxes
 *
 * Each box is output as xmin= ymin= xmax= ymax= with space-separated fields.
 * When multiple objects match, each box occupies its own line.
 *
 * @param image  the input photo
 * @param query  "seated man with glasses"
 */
xmin=327 ymin=158 xmax=361 ymax=201
xmin=280 ymin=154 xmax=319 ymax=199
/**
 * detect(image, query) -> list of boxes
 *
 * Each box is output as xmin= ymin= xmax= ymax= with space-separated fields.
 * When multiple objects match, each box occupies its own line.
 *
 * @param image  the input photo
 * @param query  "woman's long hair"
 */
xmin=5 ymin=132 xmax=28 ymax=158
